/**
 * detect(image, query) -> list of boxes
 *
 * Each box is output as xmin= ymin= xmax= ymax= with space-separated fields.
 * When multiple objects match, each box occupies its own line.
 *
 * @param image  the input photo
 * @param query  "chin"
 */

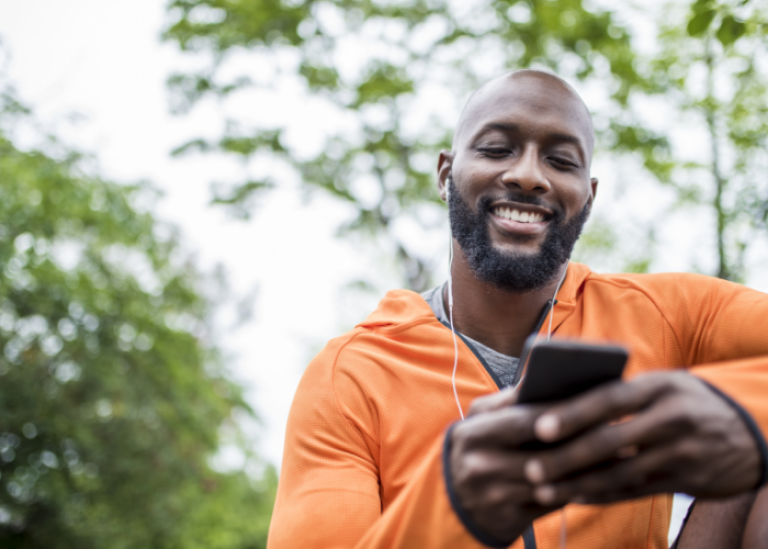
xmin=492 ymin=240 xmax=542 ymax=257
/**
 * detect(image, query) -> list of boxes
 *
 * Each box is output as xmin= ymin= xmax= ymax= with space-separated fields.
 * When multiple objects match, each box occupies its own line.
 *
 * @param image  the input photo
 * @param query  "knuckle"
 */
xmin=598 ymin=382 xmax=635 ymax=417
xmin=452 ymin=423 xmax=470 ymax=449
xmin=467 ymin=399 xmax=486 ymax=417
xmin=674 ymin=440 xmax=700 ymax=465
xmin=550 ymin=446 xmax=583 ymax=476
xmin=453 ymin=451 xmax=482 ymax=486
xmin=635 ymin=372 xmax=673 ymax=398
xmin=467 ymin=394 xmax=496 ymax=416
xmin=485 ymin=484 xmax=511 ymax=507
xmin=669 ymin=402 xmax=698 ymax=432
xmin=456 ymin=451 xmax=501 ymax=487
xmin=607 ymin=382 xmax=629 ymax=406
xmin=467 ymin=389 xmax=516 ymax=417
xmin=596 ymin=427 xmax=625 ymax=455
xmin=687 ymin=468 xmax=712 ymax=490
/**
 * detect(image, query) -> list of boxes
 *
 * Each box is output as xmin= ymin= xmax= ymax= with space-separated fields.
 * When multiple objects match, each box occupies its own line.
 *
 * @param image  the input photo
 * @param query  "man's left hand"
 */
xmin=518 ymin=371 xmax=762 ymax=506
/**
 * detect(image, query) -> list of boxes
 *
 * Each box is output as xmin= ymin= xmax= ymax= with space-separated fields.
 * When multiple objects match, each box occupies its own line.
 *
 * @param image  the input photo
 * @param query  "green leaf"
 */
xmin=687 ymin=8 xmax=717 ymax=36
xmin=691 ymin=0 xmax=715 ymax=14
xmin=716 ymin=14 xmax=746 ymax=46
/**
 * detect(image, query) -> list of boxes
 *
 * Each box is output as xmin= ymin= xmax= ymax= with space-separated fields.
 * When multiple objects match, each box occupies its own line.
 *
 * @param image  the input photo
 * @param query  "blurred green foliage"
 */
xmin=649 ymin=0 xmax=768 ymax=280
xmin=0 ymin=87 xmax=275 ymax=548
xmin=163 ymin=0 xmax=663 ymax=290
xmin=163 ymin=0 xmax=768 ymax=285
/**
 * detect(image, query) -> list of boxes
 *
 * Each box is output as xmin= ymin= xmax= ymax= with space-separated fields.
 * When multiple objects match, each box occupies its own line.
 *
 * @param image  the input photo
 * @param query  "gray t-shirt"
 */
xmin=421 ymin=284 xmax=521 ymax=388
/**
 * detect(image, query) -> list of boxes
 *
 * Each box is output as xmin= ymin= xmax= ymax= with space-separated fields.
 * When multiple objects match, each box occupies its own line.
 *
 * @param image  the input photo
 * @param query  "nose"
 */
xmin=500 ymin=145 xmax=551 ymax=193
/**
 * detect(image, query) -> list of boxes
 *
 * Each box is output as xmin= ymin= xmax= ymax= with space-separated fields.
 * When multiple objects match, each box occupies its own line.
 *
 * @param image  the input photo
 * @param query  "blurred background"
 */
xmin=0 ymin=0 xmax=765 ymax=546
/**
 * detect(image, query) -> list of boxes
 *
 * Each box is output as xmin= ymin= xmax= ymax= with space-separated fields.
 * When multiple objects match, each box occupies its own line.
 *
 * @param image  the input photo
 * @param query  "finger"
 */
xmin=461 ymin=478 xmax=540 ymax=508
xmin=526 ymin=403 xmax=685 ymax=483
xmin=455 ymin=448 xmax=532 ymax=485
xmin=460 ymin=483 xmax=560 ymax=542
xmin=467 ymin=386 xmax=519 ymax=417
xmin=533 ymin=373 xmax=672 ymax=443
xmin=456 ymin=405 xmax=545 ymax=449
xmin=532 ymin=444 xmax=682 ymax=506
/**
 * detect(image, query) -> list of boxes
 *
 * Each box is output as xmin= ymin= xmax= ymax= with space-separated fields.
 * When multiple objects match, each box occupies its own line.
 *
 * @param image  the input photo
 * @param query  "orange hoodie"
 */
xmin=268 ymin=263 xmax=768 ymax=549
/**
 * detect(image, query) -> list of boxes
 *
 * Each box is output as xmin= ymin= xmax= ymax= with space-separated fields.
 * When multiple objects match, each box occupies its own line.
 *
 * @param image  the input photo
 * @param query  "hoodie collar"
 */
xmin=358 ymin=262 xmax=592 ymax=330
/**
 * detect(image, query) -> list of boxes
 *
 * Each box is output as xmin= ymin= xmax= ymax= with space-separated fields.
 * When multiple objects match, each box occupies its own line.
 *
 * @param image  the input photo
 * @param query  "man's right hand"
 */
xmin=449 ymin=388 xmax=558 ymax=542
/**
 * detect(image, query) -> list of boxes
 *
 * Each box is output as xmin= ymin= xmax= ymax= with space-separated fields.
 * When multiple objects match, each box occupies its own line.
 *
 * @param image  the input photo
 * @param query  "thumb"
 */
xmin=467 ymin=386 xmax=519 ymax=417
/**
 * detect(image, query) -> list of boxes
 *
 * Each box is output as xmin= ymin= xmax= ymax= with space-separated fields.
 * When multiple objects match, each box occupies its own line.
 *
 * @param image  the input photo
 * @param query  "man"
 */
xmin=268 ymin=70 xmax=768 ymax=548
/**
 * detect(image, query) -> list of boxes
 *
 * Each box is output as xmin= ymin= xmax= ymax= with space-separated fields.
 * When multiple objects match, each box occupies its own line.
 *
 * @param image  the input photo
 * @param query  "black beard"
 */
xmin=448 ymin=177 xmax=590 ymax=293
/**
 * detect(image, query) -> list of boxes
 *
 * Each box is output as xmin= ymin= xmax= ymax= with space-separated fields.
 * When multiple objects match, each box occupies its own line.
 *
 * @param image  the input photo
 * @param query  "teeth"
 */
xmin=494 ymin=208 xmax=543 ymax=223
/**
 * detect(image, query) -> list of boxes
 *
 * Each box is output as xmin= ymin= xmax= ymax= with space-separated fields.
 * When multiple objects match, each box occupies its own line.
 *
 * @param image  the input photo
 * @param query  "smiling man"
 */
xmin=267 ymin=70 xmax=768 ymax=548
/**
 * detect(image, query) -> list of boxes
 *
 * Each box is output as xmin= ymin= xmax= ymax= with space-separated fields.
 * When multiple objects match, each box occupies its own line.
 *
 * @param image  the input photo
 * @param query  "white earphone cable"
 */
xmin=547 ymin=262 xmax=569 ymax=341
xmin=550 ymin=264 xmax=569 ymax=549
xmin=446 ymin=179 xmax=464 ymax=420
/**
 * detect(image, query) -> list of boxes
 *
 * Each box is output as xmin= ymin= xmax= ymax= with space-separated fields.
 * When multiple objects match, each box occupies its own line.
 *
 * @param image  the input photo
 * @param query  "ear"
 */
xmin=437 ymin=150 xmax=454 ymax=202
xmin=590 ymin=177 xmax=599 ymax=201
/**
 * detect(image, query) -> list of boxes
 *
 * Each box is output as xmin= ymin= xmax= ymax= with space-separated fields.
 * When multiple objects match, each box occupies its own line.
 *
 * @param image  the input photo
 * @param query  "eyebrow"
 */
xmin=474 ymin=122 xmax=586 ymax=160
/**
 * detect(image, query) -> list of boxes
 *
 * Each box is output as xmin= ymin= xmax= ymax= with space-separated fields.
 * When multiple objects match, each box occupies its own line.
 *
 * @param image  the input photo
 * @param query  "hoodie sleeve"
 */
xmin=267 ymin=335 xmax=499 ymax=549
xmin=660 ymin=275 xmax=768 ymax=486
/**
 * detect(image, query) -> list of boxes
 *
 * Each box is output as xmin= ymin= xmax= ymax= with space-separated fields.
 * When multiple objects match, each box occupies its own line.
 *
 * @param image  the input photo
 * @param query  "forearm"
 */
xmin=674 ymin=493 xmax=755 ymax=549
xmin=743 ymin=484 xmax=768 ymax=549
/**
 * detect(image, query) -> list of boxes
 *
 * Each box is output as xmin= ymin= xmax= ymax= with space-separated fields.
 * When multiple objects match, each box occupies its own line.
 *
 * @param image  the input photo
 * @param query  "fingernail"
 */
xmin=535 ymin=484 xmax=557 ymax=505
xmin=524 ymin=459 xmax=545 ymax=484
xmin=535 ymin=414 xmax=560 ymax=442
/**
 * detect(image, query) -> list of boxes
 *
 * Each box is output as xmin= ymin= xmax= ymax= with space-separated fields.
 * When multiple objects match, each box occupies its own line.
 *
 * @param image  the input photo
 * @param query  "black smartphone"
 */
xmin=516 ymin=338 xmax=628 ymax=405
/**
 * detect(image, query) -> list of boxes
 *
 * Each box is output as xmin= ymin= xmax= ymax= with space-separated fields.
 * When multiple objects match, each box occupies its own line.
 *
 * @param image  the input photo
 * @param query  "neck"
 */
xmin=446 ymin=242 xmax=567 ymax=358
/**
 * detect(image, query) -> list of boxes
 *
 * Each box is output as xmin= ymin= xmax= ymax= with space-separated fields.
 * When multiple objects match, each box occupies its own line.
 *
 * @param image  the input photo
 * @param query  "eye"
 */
xmin=477 ymin=147 xmax=511 ymax=157
xmin=549 ymin=156 xmax=579 ymax=170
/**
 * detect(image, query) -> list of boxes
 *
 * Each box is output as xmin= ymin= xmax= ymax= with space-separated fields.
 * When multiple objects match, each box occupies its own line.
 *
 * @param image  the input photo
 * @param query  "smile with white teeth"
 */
xmin=492 ymin=207 xmax=545 ymax=223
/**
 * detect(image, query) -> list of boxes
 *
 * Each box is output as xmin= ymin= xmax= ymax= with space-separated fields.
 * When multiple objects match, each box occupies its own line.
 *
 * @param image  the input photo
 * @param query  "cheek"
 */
xmin=558 ymin=179 xmax=592 ymax=212
xmin=452 ymin=161 xmax=500 ymax=195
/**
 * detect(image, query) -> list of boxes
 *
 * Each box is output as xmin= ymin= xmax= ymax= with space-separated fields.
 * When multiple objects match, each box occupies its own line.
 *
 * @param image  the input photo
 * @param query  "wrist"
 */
xmin=698 ymin=380 xmax=768 ymax=489
xmin=444 ymin=424 xmax=530 ymax=547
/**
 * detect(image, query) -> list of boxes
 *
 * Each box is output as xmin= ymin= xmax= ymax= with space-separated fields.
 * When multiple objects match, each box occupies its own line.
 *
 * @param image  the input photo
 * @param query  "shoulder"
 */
xmin=582 ymin=270 xmax=736 ymax=299
xmin=298 ymin=288 xmax=444 ymax=397
xmin=578 ymin=269 xmax=762 ymax=321
xmin=293 ymin=289 xmax=449 ymax=441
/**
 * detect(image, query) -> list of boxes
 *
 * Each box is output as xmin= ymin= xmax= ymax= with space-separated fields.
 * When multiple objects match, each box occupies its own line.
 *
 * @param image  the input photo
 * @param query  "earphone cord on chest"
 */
xmin=447 ymin=224 xmax=463 ymax=420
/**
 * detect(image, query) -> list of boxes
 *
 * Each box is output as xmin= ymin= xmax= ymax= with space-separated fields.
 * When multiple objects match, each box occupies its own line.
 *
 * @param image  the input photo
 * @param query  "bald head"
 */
xmin=453 ymin=70 xmax=595 ymax=163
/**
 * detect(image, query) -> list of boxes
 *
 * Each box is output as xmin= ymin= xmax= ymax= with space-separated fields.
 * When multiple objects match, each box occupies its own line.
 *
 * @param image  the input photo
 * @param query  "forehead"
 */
xmin=456 ymin=75 xmax=593 ymax=152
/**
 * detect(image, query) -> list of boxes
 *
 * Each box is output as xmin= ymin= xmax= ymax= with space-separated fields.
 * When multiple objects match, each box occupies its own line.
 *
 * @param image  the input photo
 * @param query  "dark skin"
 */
xmin=674 ymin=486 xmax=768 ymax=548
xmin=441 ymin=71 xmax=762 ymax=543
xmin=437 ymin=72 xmax=596 ymax=358
xmin=676 ymin=493 xmax=755 ymax=548
xmin=742 ymin=486 xmax=768 ymax=547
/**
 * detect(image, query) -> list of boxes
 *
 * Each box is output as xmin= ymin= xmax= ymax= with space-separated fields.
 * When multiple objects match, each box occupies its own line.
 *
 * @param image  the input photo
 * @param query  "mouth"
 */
xmin=488 ymin=201 xmax=553 ymax=237
xmin=492 ymin=207 xmax=546 ymax=223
